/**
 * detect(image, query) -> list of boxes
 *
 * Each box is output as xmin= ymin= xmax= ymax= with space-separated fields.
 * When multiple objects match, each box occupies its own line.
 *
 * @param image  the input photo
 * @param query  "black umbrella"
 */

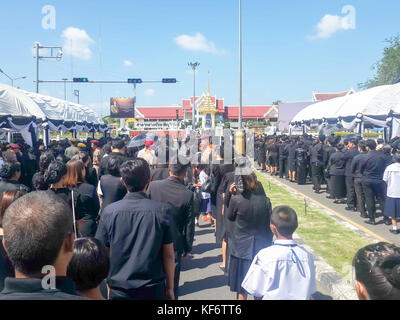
xmin=127 ymin=132 xmax=159 ymax=149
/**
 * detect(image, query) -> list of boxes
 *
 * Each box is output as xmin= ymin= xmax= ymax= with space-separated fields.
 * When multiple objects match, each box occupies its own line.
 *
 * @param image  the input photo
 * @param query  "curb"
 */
xmin=257 ymin=170 xmax=359 ymax=300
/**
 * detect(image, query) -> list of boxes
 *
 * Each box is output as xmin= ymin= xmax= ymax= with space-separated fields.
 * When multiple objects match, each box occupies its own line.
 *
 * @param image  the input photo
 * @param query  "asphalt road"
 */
xmin=179 ymin=217 xmax=333 ymax=300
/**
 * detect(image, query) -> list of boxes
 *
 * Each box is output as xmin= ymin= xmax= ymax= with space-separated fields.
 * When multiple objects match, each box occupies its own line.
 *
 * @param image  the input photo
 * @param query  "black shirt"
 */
xmin=95 ymin=192 xmax=173 ymax=290
xmin=329 ymin=151 xmax=346 ymax=176
xmin=150 ymin=165 xmax=170 ymax=182
xmin=360 ymin=150 xmax=386 ymax=180
xmin=343 ymin=147 xmax=359 ymax=177
xmin=0 ymin=277 xmax=86 ymax=300
xmin=351 ymin=152 xmax=369 ymax=179
xmin=147 ymin=177 xmax=195 ymax=256
xmin=0 ymin=236 xmax=14 ymax=292
xmin=310 ymin=143 xmax=324 ymax=164
xmin=100 ymin=175 xmax=127 ymax=210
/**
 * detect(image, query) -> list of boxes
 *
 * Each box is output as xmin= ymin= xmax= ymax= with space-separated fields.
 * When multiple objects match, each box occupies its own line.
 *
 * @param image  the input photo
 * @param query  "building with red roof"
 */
xmin=312 ymin=89 xmax=355 ymax=102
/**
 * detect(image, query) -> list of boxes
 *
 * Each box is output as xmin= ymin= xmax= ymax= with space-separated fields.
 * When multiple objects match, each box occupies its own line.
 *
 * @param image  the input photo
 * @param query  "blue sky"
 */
xmin=0 ymin=0 xmax=398 ymax=118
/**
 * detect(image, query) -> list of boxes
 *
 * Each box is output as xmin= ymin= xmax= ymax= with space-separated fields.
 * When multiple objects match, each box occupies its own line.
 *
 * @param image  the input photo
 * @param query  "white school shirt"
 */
xmin=241 ymin=239 xmax=317 ymax=300
xmin=383 ymin=163 xmax=400 ymax=198
xmin=199 ymin=170 xmax=211 ymax=200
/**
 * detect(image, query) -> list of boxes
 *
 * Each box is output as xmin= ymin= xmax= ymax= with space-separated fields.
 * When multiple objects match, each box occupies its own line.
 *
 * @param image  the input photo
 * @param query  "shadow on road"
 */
xmin=192 ymin=242 xmax=218 ymax=255
xmin=181 ymin=256 xmax=220 ymax=271
xmin=180 ymin=275 xmax=228 ymax=296
xmin=310 ymin=291 xmax=333 ymax=300
xmin=195 ymin=228 xmax=214 ymax=236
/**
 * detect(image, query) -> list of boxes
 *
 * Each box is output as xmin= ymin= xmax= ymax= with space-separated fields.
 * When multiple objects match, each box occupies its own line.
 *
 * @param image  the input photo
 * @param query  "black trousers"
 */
xmin=109 ymin=282 xmax=166 ymax=300
xmin=362 ymin=178 xmax=386 ymax=221
xmin=279 ymin=158 xmax=287 ymax=178
xmin=311 ymin=162 xmax=324 ymax=186
xmin=174 ymin=257 xmax=181 ymax=300
xmin=345 ymin=176 xmax=356 ymax=208
xmin=354 ymin=178 xmax=366 ymax=216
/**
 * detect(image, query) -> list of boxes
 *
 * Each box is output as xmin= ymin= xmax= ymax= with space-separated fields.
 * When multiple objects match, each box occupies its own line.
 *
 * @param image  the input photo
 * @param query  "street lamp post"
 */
xmin=34 ymin=42 xmax=63 ymax=93
xmin=74 ymin=90 xmax=80 ymax=104
xmin=0 ymin=69 xmax=26 ymax=87
xmin=188 ymin=62 xmax=200 ymax=130
xmin=62 ymin=78 xmax=68 ymax=100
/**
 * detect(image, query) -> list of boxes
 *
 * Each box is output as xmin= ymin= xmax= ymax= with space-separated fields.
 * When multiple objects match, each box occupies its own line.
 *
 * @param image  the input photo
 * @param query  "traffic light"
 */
xmin=162 ymin=78 xmax=177 ymax=83
xmin=128 ymin=79 xmax=142 ymax=84
xmin=73 ymin=78 xmax=89 ymax=83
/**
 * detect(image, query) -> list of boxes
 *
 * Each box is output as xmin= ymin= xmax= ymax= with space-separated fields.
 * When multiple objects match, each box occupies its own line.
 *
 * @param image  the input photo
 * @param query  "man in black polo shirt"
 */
xmin=98 ymin=138 xmax=128 ymax=178
xmin=0 ymin=191 xmax=85 ymax=300
xmin=343 ymin=138 xmax=359 ymax=211
xmin=360 ymin=139 xmax=387 ymax=225
xmin=95 ymin=158 xmax=175 ymax=300
xmin=147 ymin=159 xmax=195 ymax=300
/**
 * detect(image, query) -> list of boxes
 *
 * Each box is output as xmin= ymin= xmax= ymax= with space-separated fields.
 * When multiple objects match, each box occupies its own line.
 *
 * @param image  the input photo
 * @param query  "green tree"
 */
xmin=359 ymin=35 xmax=400 ymax=89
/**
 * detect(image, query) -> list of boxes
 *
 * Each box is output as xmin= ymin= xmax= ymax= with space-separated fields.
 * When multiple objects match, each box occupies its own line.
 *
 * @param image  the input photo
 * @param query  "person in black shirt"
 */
xmin=360 ymin=140 xmax=387 ymax=225
xmin=310 ymin=137 xmax=324 ymax=193
xmin=295 ymin=141 xmax=308 ymax=185
xmin=328 ymin=143 xmax=347 ymax=203
xmin=95 ymin=158 xmax=175 ymax=300
xmin=324 ymin=137 xmax=338 ymax=199
xmin=288 ymin=138 xmax=298 ymax=182
xmin=0 ymin=162 xmax=30 ymax=195
xmin=269 ymin=138 xmax=279 ymax=176
xmin=0 ymin=191 xmax=86 ymax=300
xmin=343 ymin=138 xmax=359 ymax=211
xmin=351 ymin=140 xmax=369 ymax=218
xmin=63 ymin=160 xmax=100 ymax=237
xmin=67 ymin=238 xmax=110 ymax=300
xmin=278 ymin=137 xmax=289 ymax=179
xmin=98 ymin=138 xmax=128 ymax=178
xmin=147 ymin=159 xmax=195 ymax=300
xmin=98 ymin=155 xmax=127 ymax=213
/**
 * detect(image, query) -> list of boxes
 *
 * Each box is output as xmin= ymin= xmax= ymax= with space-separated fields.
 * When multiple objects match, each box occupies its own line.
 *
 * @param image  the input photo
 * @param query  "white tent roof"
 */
xmin=20 ymin=90 xmax=103 ymax=124
xmin=292 ymin=83 xmax=400 ymax=122
xmin=0 ymin=84 xmax=46 ymax=119
xmin=0 ymin=83 xmax=103 ymax=124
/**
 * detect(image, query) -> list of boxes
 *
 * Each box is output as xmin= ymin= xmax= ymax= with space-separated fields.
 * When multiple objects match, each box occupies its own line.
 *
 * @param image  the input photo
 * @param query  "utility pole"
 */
xmin=0 ymin=69 xmax=26 ymax=87
xmin=34 ymin=42 xmax=63 ymax=93
xmin=188 ymin=62 xmax=200 ymax=130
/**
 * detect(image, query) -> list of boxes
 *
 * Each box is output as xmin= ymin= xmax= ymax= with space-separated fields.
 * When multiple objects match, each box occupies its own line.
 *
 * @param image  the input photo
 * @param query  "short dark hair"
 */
xmin=358 ymin=140 xmax=367 ymax=152
xmin=106 ymin=155 xmax=126 ymax=177
xmin=3 ymin=191 xmax=74 ymax=275
xmin=170 ymin=161 xmax=190 ymax=176
xmin=393 ymin=152 xmax=400 ymax=163
xmin=353 ymin=242 xmax=400 ymax=300
xmin=0 ymin=162 xmax=21 ymax=180
xmin=32 ymin=173 xmax=49 ymax=191
xmin=366 ymin=139 xmax=377 ymax=150
xmin=111 ymin=139 xmax=125 ymax=150
xmin=270 ymin=206 xmax=298 ymax=237
xmin=67 ymin=237 xmax=110 ymax=291
xmin=39 ymin=152 xmax=55 ymax=175
xmin=350 ymin=138 xmax=358 ymax=146
xmin=120 ymin=159 xmax=150 ymax=192
xmin=44 ymin=160 xmax=67 ymax=185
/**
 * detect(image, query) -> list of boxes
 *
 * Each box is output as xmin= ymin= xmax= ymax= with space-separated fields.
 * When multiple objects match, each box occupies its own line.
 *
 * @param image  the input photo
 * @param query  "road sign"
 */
xmin=162 ymin=78 xmax=177 ymax=83
xmin=73 ymin=78 xmax=88 ymax=83
xmin=128 ymin=79 xmax=142 ymax=84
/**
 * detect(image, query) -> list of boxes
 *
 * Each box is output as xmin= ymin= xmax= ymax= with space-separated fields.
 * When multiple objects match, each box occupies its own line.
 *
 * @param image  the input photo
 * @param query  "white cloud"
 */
xmin=144 ymin=89 xmax=155 ymax=96
xmin=174 ymin=33 xmax=227 ymax=54
xmin=124 ymin=60 xmax=133 ymax=67
xmin=308 ymin=6 xmax=356 ymax=40
xmin=61 ymin=27 xmax=95 ymax=60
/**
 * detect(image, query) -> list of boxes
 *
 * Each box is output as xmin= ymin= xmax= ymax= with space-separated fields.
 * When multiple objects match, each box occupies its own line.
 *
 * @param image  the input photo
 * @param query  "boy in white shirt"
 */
xmin=242 ymin=205 xmax=317 ymax=300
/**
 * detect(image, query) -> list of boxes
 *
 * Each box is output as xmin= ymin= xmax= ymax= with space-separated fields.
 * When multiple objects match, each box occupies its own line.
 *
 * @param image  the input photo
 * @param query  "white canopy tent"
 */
xmin=291 ymin=83 xmax=400 ymax=139
xmin=0 ymin=83 xmax=108 ymax=147
xmin=292 ymin=83 xmax=400 ymax=122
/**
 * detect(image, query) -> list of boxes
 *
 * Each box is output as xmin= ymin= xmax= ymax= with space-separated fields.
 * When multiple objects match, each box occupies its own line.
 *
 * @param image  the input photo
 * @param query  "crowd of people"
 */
xmin=0 ymin=132 xmax=398 ymax=300
xmin=255 ymin=134 xmax=400 ymax=233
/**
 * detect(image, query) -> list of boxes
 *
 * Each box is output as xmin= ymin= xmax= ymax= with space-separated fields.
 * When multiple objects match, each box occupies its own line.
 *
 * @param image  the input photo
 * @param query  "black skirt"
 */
xmin=228 ymin=255 xmax=252 ymax=295
xmin=331 ymin=175 xmax=346 ymax=198
xmin=384 ymin=197 xmax=400 ymax=218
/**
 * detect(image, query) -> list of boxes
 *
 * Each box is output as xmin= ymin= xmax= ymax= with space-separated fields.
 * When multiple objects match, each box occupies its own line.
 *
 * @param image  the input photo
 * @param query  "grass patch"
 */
xmin=256 ymin=171 xmax=372 ymax=280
